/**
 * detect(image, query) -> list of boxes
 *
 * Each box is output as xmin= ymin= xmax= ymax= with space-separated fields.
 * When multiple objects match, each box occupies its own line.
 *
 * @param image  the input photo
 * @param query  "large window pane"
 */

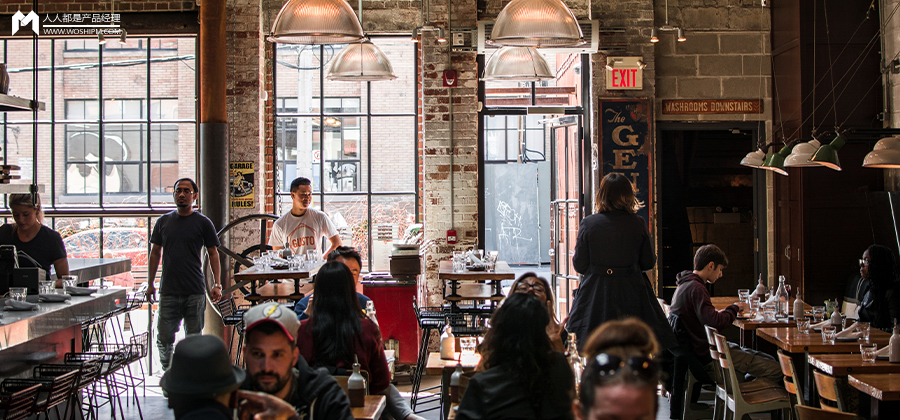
xmin=151 ymin=37 xmax=195 ymax=120
xmin=370 ymin=38 xmax=415 ymax=115
xmin=7 ymin=39 xmax=54 ymax=122
xmin=275 ymin=44 xmax=322 ymax=114
xmin=325 ymin=195 xmax=369 ymax=262
xmin=371 ymin=116 xmax=416 ymax=192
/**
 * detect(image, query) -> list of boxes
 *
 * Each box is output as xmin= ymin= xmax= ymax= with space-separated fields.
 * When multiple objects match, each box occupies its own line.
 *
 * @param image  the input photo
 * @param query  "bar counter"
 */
xmin=50 ymin=257 xmax=132 ymax=282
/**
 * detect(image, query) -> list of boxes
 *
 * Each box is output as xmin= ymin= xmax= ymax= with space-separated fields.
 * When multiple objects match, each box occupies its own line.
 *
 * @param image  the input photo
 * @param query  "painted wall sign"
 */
xmin=662 ymin=99 xmax=762 ymax=114
xmin=600 ymin=99 xmax=653 ymax=231
xmin=230 ymin=161 xmax=255 ymax=209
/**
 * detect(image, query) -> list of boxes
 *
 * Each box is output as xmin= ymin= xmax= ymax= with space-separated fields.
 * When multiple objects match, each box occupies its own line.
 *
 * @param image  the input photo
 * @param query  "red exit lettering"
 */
xmin=611 ymin=68 xmax=639 ymax=88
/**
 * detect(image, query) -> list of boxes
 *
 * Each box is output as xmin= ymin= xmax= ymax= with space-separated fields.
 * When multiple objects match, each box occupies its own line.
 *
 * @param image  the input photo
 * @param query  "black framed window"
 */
xmin=484 ymin=114 xmax=546 ymax=163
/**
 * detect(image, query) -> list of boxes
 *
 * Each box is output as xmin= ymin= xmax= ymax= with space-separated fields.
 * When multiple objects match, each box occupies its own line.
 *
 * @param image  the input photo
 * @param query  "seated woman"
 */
xmin=294 ymin=261 xmax=422 ymax=420
xmin=508 ymin=272 xmax=567 ymax=352
xmin=857 ymin=244 xmax=900 ymax=332
xmin=574 ymin=318 xmax=661 ymax=420
xmin=0 ymin=193 xmax=69 ymax=286
xmin=456 ymin=293 xmax=575 ymax=420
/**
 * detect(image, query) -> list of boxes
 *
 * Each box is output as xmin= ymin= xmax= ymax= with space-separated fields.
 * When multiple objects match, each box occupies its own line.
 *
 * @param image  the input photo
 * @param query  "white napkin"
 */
xmin=751 ymin=313 xmax=765 ymax=322
xmin=762 ymin=294 xmax=778 ymax=306
xmin=835 ymin=328 xmax=863 ymax=339
xmin=811 ymin=320 xmax=831 ymax=329
xmin=876 ymin=345 xmax=891 ymax=357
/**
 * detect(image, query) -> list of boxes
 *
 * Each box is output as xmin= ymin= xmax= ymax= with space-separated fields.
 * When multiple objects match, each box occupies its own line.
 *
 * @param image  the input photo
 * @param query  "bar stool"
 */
xmin=216 ymin=296 xmax=247 ymax=365
xmin=0 ymin=382 xmax=41 ymax=420
xmin=411 ymin=297 xmax=445 ymax=413
xmin=66 ymin=350 xmax=130 ymax=420
xmin=30 ymin=366 xmax=81 ymax=420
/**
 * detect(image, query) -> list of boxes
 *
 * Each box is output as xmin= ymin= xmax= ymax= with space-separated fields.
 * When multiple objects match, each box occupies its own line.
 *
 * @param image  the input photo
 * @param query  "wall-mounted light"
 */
xmin=650 ymin=28 xmax=659 ymax=43
xmin=651 ymin=26 xmax=686 ymax=44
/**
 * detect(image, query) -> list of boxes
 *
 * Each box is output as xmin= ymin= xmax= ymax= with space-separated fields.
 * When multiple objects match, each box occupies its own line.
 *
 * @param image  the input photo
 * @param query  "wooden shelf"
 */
xmin=0 ymin=93 xmax=45 ymax=112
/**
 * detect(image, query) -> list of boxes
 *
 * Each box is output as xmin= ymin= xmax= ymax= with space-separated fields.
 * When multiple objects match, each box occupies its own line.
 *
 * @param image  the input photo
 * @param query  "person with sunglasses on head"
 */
xmin=508 ymin=272 xmax=567 ymax=352
xmin=575 ymin=318 xmax=660 ymax=420
xmin=857 ymin=244 xmax=900 ymax=332
xmin=269 ymin=177 xmax=341 ymax=262
xmin=456 ymin=293 xmax=575 ymax=420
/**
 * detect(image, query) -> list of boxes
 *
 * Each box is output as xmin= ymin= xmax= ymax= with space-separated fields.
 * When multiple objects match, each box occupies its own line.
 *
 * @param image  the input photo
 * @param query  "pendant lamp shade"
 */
xmin=809 ymin=132 xmax=845 ymax=171
xmin=761 ymin=144 xmax=793 ymax=176
xmin=268 ymin=0 xmax=365 ymax=45
xmin=326 ymin=41 xmax=397 ymax=81
xmin=740 ymin=149 xmax=766 ymax=168
xmin=483 ymin=47 xmax=554 ymax=81
xmin=489 ymin=0 xmax=584 ymax=47
xmin=863 ymin=136 xmax=900 ymax=168
xmin=783 ymin=139 xmax=821 ymax=167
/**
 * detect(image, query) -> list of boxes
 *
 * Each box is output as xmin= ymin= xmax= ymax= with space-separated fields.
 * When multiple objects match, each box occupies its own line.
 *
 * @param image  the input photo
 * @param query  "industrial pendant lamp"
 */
xmin=326 ymin=41 xmax=397 ymax=81
xmin=760 ymin=144 xmax=793 ymax=176
xmin=483 ymin=47 xmax=554 ymax=81
xmin=783 ymin=138 xmax=821 ymax=167
xmin=739 ymin=149 xmax=766 ymax=168
xmin=863 ymin=136 xmax=900 ymax=168
xmin=809 ymin=131 xmax=846 ymax=171
xmin=268 ymin=0 xmax=365 ymax=45
xmin=489 ymin=0 xmax=584 ymax=47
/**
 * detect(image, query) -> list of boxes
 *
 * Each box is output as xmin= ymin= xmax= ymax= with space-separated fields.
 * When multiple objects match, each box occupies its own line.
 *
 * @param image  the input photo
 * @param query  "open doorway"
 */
xmin=658 ymin=124 xmax=766 ymax=301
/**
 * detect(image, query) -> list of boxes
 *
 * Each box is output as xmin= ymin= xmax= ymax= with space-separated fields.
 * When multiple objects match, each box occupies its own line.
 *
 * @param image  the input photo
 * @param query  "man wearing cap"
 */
xmin=242 ymin=302 xmax=354 ymax=420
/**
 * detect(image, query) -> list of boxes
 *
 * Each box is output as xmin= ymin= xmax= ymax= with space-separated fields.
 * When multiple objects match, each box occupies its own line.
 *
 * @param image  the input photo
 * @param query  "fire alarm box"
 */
xmin=443 ymin=70 xmax=458 ymax=87
xmin=447 ymin=229 xmax=457 ymax=244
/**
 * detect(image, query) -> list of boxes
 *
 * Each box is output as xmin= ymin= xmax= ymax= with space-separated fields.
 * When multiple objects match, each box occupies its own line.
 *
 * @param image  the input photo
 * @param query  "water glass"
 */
xmin=60 ymin=275 xmax=78 ymax=288
xmin=860 ymin=343 xmax=878 ymax=363
xmin=306 ymin=250 xmax=318 ymax=265
xmin=486 ymin=251 xmax=499 ymax=272
xmin=9 ymin=287 xmax=26 ymax=302
xmin=738 ymin=289 xmax=750 ymax=303
xmin=252 ymin=256 xmax=266 ymax=271
xmin=460 ymin=337 xmax=477 ymax=356
xmin=289 ymin=256 xmax=301 ymax=271
xmin=797 ymin=318 xmax=811 ymax=334
xmin=40 ymin=281 xmax=54 ymax=294
xmin=452 ymin=251 xmax=466 ymax=273
xmin=856 ymin=321 xmax=871 ymax=341
xmin=812 ymin=306 xmax=825 ymax=323
xmin=763 ymin=304 xmax=776 ymax=321
xmin=749 ymin=297 xmax=761 ymax=315
xmin=822 ymin=325 xmax=837 ymax=344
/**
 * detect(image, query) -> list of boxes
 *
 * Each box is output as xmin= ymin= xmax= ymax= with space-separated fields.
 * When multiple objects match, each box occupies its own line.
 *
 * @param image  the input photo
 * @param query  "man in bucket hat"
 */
xmin=241 ymin=302 xmax=353 ymax=420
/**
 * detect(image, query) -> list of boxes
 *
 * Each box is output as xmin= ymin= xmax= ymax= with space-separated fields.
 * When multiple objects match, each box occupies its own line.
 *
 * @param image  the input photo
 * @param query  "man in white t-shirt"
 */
xmin=269 ymin=177 xmax=341 ymax=261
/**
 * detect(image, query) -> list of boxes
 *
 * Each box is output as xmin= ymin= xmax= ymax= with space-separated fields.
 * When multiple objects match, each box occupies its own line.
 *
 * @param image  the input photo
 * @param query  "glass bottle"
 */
xmin=566 ymin=333 xmax=584 ymax=389
xmin=750 ymin=274 xmax=767 ymax=300
xmin=793 ymin=287 xmax=805 ymax=321
xmin=440 ymin=317 xmax=456 ymax=360
xmin=774 ymin=275 xmax=789 ymax=320
xmin=890 ymin=323 xmax=900 ymax=364
xmin=450 ymin=363 xmax=463 ymax=403
xmin=348 ymin=356 xmax=366 ymax=407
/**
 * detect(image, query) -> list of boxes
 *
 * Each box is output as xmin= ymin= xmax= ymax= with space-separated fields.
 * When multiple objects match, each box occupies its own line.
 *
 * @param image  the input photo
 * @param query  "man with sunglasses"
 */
xmin=270 ymin=177 xmax=341 ymax=261
xmin=669 ymin=244 xmax=782 ymax=384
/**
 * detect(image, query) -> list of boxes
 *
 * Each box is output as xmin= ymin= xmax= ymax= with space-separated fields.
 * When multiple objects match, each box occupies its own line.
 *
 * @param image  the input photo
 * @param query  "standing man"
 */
xmin=241 ymin=302 xmax=354 ymax=420
xmin=269 ymin=177 xmax=341 ymax=261
xmin=148 ymin=178 xmax=223 ymax=371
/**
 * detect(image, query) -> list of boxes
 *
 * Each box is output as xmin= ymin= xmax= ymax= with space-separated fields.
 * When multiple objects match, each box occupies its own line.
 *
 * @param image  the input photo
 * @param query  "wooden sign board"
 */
xmin=662 ymin=99 xmax=762 ymax=114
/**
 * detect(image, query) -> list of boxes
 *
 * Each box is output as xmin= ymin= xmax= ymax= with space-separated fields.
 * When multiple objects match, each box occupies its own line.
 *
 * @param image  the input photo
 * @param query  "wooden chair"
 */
xmin=813 ymin=371 xmax=846 ymax=412
xmin=777 ymin=350 xmax=802 ymax=409
xmin=703 ymin=326 xmax=728 ymax=420
xmin=669 ymin=314 xmax=715 ymax=420
xmin=714 ymin=333 xmax=791 ymax=420
xmin=0 ymin=382 xmax=40 ymax=420
xmin=795 ymin=404 xmax=861 ymax=420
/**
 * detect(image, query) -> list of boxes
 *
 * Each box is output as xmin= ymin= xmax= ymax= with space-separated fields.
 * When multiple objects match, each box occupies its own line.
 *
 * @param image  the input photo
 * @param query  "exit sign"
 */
xmin=605 ymin=57 xmax=644 ymax=90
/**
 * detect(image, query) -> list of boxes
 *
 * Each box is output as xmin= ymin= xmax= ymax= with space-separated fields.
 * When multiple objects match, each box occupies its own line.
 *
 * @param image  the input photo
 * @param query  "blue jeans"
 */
xmin=157 ymin=294 xmax=206 ymax=371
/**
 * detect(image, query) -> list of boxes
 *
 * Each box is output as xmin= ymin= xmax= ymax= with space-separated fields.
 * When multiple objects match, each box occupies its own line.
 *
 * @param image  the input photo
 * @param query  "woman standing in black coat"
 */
xmin=568 ymin=173 xmax=676 ymax=351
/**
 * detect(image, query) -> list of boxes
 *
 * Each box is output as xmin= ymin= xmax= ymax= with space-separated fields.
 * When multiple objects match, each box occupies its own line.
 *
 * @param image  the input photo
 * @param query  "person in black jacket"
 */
xmin=456 ymin=293 xmax=575 ymax=420
xmin=569 ymin=173 xmax=676 ymax=352
xmin=857 ymin=244 xmax=900 ymax=332
xmin=161 ymin=335 xmax=245 ymax=420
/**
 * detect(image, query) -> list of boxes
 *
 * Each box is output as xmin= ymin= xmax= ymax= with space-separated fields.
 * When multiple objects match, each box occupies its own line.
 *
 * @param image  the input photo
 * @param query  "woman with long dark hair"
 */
xmin=857 ymin=244 xmax=900 ymax=332
xmin=508 ymin=272 xmax=566 ymax=352
xmin=456 ymin=293 xmax=575 ymax=420
xmin=568 ymin=173 xmax=676 ymax=351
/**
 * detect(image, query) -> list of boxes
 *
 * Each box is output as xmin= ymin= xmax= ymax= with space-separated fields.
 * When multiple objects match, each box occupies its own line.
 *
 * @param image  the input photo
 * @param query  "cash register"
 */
xmin=0 ymin=245 xmax=44 ymax=295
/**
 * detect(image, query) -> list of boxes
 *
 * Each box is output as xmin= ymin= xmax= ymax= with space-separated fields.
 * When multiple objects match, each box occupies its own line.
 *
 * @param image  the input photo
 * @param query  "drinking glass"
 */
xmin=738 ymin=289 xmax=750 ymax=304
xmin=9 ymin=287 xmax=26 ymax=302
xmin=289 ymin=256 xmax=301 ymax=271
xmin=306 ymin=250 xmax=318 ymax=266
xmin=460 ymin=337 xmax=477 ymax=356
xmin=825 ymin=300 xmax=836 ymax=318
xmin=797 ymin=319 xmax=811 ymax=334
xmin=749 ymin=297 xmax=761 ymax=315
xmin=452 ymin=251 xmax=465 ymax=273
xmin=60 ymin=275 xmax=78 ymax=288
xmin=486 ymin=251 xmax=499 ymax=272
xmin=763 ymin=304 xmax=776 ymax=321
xmin=860 ymin=343 xmax=878 ymax=363
xmin=812 ymin=306 xmax=825 ymax=323
xmin=252 ymin=256 xmax=266 ymax=271
xmin=822 ymin=325 xmax=837 ymax=344
xmin=856 ymin=322 xmax=871 ymax=341
xmin=40 ymin=281 xmax=54 ymax=294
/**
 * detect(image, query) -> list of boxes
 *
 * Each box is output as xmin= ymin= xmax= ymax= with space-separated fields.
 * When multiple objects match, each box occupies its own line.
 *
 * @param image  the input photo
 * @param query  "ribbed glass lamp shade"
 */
xmin=489 ymin=0 xmax=584 ymax=47
xmin=809 ymin=133 xmax=845 ymax=171
xmin=740 ymin=149 xmax=766 ymax=168
xmin=761 ymin=144 xmax=792 ymax=176
xmin=483 ymin=47 xmax=554 ymax=81
xmin=863 ymin=136 xmax=900 ymax=168
xmin=268 ymin=0 xmax=365 ymax=45
xmin=326 ymin=42 xmax=397 ymax=81
xmin=783 ymin=139 xmax=821 ymax=167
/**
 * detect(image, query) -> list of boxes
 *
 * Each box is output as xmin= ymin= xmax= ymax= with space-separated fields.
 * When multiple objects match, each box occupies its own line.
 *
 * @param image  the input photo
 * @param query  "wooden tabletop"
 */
xmin=710 ymin=296 xmax=811 ymax=314
xmin=351 ymin=395 xmax=386 ymax=420
xmin=234 ymin=263 xmax=320 ymax=282
xmin=732 ymin=319 xmax=797 ymax=331
xmin=438 ymin=261 xmax=515 ymax=281
xmin=756 ymin=327 xmax=891 ymax=354
xmin=243 ymin=281 xmax=314 ymax=301
xmin=849 ymin=374 xmax=900 ymax=401
xmin=809 ymin=354 xmax=900 ymax=376
xmin=425 ymin=352 xmax=482 ymax=375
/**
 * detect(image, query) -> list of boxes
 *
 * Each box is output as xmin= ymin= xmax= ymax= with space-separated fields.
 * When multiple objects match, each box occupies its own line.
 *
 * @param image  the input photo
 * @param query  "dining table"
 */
xmin=425 ymin=352 xmax=481 ymax=420
xmin=808 ymin=354 xmax=900 ymax=376
xmin=231 ymin=263 xmax=320 ymax=303
xmin=351 ymin=395 xmax=387 ymax=420
xmin=438 ymin=261 xmax=514 ymax=310
xmin=709 ymin=296 xmax=810 ymax=348
xmin=849 ymin=373 xmax=900 ymax=420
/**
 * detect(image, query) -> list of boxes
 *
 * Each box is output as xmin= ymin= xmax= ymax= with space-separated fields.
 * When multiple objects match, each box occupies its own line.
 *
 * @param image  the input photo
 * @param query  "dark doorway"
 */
xmin=658 ymin=126 xmax=764 ymax=301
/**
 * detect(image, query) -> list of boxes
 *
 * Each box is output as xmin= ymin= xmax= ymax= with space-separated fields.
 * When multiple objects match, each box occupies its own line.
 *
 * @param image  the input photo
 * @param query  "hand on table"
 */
xmin=735 ymin=302 xmax=750 ymax=313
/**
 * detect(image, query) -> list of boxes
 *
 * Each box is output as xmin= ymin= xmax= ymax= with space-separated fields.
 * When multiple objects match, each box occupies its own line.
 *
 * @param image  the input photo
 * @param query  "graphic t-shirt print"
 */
xmin=286 ymin=222 xmax=319 ymax=251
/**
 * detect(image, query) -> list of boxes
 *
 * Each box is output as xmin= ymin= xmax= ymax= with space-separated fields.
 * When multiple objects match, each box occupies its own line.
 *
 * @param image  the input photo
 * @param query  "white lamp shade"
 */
xmin=863 ymin=136 xmax=900 ymax=168
xmin=740 ymin=149 xmax=765 ymax=168
xmin=783 ymin=139 xmax=821 ymax=167
xmin=326 ymin=42 xmax=397 ymax=81
xmin=489 ymin=0 xmax=584 ymax=47
xmin=483 ymin=47 xmax=554 ymax=81
xmin=268 ymin=0 xmax=365 ymax=45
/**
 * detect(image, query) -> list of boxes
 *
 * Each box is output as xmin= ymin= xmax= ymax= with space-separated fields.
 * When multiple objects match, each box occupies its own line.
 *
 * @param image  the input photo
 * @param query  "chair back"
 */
xmin=39 ymin=369 xmax=79 ymax=412
xmin=129 ymin=331 xmax=150 ymax=360
xmin=713 ymin=333 xmax=738 ymax=397
xmin=795 ymin=404 xmax=860 ymax=420
xmin=813 ymin=371 xmax=844 ymax=412
xmin=216 ymin=297 xmax=234 ymax=318
xmin=0 ymin=383 xmax=41 ymax=420
xmin=776 ymin=350 xmax=801 ymax=398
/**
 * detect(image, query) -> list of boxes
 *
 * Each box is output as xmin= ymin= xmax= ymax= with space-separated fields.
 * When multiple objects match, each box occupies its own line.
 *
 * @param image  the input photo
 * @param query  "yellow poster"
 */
xmin=230 ymin=161 xmax=255 ymax=208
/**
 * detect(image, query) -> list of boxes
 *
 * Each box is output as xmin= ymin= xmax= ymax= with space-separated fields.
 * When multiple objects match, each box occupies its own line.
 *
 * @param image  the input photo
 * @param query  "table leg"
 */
xmin=245 ymin=280 xmax=261 ymax=304
xmin=441 ymin=368 xmax=451 ymax=420
xmin=872 ymin=398 xmax=880 ymax=420
xmin=800 ymin=352 xmax=814 ymax=406
xmin=289 ymin=278 xmax=305 ymax=301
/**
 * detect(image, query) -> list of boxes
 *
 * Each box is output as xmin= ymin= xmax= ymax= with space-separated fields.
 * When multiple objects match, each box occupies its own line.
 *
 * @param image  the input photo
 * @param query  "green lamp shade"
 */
xmin=810 ymin=133 xmax=845 ymax=171
xmin=761 ymin=144 xmax=791 ymax=176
